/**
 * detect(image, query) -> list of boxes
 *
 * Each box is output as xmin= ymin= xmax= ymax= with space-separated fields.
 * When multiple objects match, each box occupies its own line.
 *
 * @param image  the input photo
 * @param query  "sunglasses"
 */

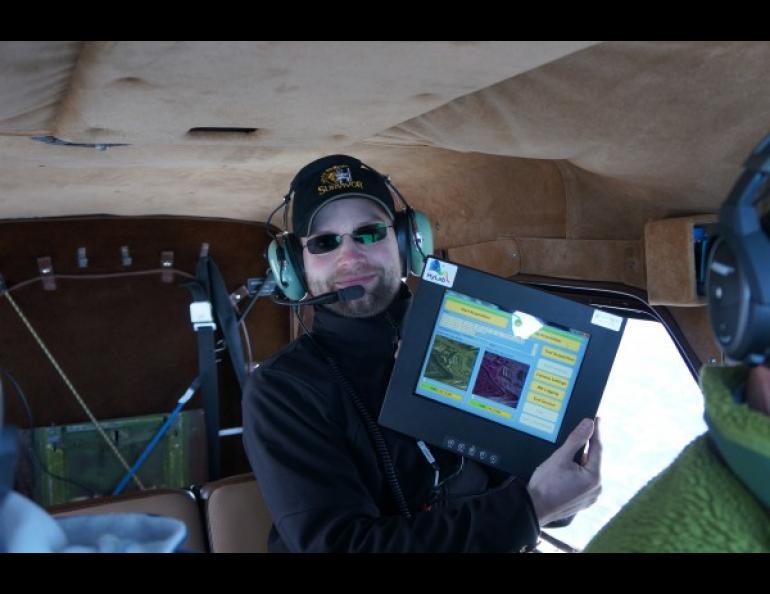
xmin=304 ymin=222 xmax=392 ymax=255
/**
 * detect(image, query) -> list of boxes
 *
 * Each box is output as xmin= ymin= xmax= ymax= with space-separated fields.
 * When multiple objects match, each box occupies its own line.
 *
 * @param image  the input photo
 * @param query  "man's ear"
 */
xmin=747 ymin=365 xmax=770 ymax=415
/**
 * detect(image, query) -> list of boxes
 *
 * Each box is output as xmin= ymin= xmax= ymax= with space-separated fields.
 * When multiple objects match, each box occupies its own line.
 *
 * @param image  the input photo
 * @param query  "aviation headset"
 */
xmin=706 ymin=133 xmax=770 ymax=365
xmin=266 ymin=155 xmax=434 ymax=301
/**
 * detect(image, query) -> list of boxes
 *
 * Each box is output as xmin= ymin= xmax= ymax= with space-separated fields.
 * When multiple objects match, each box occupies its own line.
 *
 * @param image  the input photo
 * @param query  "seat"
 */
xmin=199 ymin=473 xmax=272 ymax=553
xmin=48 ymin=488 xmax=207 ymax=552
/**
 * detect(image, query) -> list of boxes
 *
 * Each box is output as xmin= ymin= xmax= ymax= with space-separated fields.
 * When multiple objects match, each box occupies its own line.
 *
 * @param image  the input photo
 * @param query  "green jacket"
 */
xmin=584 ymin=365 xmax=770 ymax=553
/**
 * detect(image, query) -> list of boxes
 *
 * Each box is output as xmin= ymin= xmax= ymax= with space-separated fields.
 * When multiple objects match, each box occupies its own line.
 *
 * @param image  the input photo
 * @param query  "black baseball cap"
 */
xmin=290 ymin=155 xmax=396 ymax=237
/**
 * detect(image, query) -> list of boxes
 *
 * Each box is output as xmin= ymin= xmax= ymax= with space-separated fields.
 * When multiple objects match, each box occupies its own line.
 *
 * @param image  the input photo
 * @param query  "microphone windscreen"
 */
xmin=338 ymin=285 xmax=365 ymax=302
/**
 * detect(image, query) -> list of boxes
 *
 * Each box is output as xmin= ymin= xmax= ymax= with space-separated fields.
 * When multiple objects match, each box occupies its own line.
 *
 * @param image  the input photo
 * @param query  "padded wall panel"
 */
xmin=0 ymin=216 xmax=288 ymax=439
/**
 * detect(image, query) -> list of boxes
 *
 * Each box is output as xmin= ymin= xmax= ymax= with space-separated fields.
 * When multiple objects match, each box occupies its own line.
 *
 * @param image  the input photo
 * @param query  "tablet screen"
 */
xmin=415 ymin=289 xmax=590 ymax=443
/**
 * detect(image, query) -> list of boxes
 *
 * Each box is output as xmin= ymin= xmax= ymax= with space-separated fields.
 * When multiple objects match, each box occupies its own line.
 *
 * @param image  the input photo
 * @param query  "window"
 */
xmin=542 ymin=317 xmax=708 ymax=551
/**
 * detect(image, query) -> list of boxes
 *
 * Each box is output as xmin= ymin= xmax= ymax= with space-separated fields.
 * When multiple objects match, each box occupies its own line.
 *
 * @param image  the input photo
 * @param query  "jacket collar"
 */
xmin=311 ymin=284 xmax=411 ymax=360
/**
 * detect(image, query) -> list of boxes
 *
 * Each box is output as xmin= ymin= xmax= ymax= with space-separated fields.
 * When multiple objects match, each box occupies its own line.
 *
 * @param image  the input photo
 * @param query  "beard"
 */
xmin=307 ymin=263 xmax=401 ymax=318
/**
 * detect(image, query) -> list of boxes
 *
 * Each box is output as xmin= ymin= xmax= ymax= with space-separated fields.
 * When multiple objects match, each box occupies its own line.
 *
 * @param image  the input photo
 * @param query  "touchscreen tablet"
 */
xmin=379 ymin=258 xmax=626 ymax=479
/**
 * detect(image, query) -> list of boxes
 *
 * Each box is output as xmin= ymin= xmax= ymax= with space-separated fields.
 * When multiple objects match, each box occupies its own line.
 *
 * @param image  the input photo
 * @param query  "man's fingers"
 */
xmin=557 ymin=418 xmax=594 ymax=463
xmin=584 ymin=417 xmax=603 ymax=473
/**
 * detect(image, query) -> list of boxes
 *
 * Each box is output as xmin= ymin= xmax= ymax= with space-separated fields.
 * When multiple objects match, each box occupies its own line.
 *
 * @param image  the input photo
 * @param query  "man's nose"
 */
xmin=336 ymin=234 xmax=366 ymax=260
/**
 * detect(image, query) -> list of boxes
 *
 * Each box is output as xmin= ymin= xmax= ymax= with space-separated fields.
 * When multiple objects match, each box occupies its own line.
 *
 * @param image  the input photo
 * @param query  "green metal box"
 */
xmin=19 ymin=408 xmax=207 ymax=507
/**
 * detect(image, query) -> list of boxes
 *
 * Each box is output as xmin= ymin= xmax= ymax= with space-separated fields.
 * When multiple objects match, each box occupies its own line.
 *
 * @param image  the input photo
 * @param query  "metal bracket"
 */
xmin=77 ymin=247 xmax=89 ymax=269
xmin=160 ymin=251 xmax=174 ymax=283
xmin=248 ymin=272 xmax=277 ymax=297
xmin=230 ymin=285 xmax=249 ymax=307
xmin=120 ymin=246 xmax=132 ymax=267
xmin=246 ymin=277 xmax=263 ymax=296
xmin=37 ymin=257 xmax=56 ymax=291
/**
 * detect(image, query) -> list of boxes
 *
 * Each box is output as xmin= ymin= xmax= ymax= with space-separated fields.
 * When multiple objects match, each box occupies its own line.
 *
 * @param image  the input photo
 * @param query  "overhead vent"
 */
xmin=188 ymin=127 xmax=259 ymax=135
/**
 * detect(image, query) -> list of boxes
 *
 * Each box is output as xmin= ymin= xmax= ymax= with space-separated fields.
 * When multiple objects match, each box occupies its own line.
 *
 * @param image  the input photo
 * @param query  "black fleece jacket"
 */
xmin=242 ymin=286 xmax=540 ymax=552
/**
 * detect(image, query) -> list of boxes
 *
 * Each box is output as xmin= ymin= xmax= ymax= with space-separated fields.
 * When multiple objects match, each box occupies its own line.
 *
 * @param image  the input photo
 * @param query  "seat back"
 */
xmin=49 ymin=488 xmax=206 ymax=552
xmin=199 ymin=473 xmax=272 ymax=553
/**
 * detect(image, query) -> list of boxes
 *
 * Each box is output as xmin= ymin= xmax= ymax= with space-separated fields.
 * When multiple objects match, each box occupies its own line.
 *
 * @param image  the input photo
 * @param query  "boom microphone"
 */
xmin=273 ymin=284 xmax=365 ymax=306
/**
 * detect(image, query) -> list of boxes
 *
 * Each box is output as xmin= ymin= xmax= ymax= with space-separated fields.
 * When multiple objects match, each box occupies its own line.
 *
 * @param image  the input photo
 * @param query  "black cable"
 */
xmin=293 ymin=308 xmax=413 ymax=520
xmin=438 ymin=457 xmax=465 ymax=490
xmin=237 ymin=292 xmax=261 ymax=324
xmin=0 ymin=366 xmax=100 ymax=498
xmin=6 ymin=268 xmax=195 ymax=294
xmin=293 ymin=304 xmax=312 ymax=339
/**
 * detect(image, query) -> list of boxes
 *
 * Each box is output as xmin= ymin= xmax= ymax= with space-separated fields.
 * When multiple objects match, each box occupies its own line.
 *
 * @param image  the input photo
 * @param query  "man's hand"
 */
xmin=526 ymin=418 xmax=602 ymax=528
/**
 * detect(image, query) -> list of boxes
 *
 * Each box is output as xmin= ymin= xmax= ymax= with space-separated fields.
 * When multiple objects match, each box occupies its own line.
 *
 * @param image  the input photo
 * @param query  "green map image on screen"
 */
xmin=425 ymin=335 xmax=480 ymax=390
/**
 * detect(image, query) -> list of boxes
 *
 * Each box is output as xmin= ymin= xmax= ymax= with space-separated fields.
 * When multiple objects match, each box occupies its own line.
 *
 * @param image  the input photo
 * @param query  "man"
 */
xmin=242 ymin=155 xmax=602 ymax=552
xmin=584 ymin=137 xmax=770 ymax=553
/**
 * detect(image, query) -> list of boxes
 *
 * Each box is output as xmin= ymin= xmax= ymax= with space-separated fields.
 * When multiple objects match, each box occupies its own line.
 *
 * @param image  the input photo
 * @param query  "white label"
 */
xmin=422 ymin=258 xmax=458 ymax=288
xmin=189 ymin=301 xmax=214 ymax=324
xmin=591 ymin=309 xmax=623 ymax=332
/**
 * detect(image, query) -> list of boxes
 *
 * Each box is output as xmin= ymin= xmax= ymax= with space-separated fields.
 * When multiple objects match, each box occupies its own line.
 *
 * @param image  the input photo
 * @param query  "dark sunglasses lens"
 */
xmin=306 ymin=224 xmax=388 ymax=254
xmin=306 ymin=233 xmax=341 ymax=254
xmin=352 ymin=224 xmax=388 ymax=245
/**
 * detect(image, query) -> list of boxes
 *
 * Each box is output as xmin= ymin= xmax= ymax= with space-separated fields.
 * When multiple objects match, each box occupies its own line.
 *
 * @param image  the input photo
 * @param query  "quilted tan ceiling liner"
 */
xmin=1 ymin=41 xmax=768 ymax=250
